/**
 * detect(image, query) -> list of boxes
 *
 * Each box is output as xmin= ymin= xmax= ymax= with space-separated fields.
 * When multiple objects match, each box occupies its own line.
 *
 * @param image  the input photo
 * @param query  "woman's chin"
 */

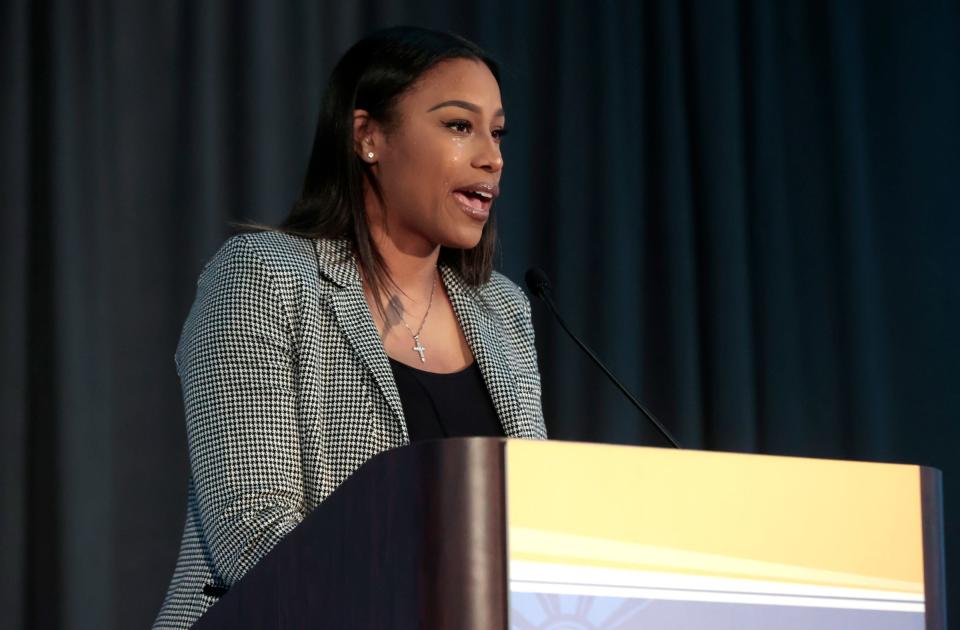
xmin=444 ymin=223 xmax=487 ymax=250
xmin=433 ymin=218 xmax=485 ymax=250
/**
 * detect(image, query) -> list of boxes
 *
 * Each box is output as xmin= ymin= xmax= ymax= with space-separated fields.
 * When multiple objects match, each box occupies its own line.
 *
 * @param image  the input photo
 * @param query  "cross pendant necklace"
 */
xmin=412 ymin=334 xmax=426 ymax=362
xmin=397 ymin=274 xmax=437 ymax=363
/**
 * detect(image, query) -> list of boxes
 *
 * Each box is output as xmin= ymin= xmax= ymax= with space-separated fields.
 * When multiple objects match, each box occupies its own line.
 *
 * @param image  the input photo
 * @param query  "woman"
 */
xmin=153 ymin=26 xmax=547 ymax=629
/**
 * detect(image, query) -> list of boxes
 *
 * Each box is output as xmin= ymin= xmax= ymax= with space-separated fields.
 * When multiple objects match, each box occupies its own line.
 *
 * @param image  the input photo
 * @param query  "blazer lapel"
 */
xmin=314 ymin=239 xmax=407 ymax=439
xmin=440 ymin=265 xmax=534 ymax=439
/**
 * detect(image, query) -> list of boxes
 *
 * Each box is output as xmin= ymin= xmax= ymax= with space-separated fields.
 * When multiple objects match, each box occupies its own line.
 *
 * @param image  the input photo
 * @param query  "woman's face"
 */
xmin=357 ymin=58 xmax=505 ymax=253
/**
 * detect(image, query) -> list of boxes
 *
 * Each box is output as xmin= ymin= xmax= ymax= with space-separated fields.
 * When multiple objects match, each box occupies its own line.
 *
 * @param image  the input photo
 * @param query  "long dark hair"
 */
xmin=237 ymin=26 xmax=501 ymax=305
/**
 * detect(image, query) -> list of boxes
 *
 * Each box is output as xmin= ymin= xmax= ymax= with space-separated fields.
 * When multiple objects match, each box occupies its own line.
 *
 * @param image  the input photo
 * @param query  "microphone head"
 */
xmin=524 ymin=267 xmax=552 ymax=298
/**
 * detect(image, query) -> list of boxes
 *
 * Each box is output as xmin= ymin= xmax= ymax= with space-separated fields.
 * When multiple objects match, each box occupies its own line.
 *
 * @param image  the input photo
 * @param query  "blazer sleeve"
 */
xmin=174 ymin=234 xmax=306 ymax=585
xmin=514 ymin=281 xmax=549 ymax=439
xmin=488 ymin=271 xmax=548 ymax=440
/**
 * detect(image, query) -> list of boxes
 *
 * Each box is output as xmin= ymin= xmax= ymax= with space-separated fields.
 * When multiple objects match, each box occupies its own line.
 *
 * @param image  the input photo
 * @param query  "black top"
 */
xmin=388 ymin=357 xmax=506 ymax=442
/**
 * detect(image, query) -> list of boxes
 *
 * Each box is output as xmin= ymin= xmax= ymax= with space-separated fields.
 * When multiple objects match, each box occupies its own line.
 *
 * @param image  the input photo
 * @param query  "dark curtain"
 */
xmin=3 ymin=1 xmax=958 ymax=628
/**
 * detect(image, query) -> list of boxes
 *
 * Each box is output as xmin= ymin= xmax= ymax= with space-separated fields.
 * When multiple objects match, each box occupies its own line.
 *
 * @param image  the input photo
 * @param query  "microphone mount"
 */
xmin=525 ymin=267 xmax=682 ymax=449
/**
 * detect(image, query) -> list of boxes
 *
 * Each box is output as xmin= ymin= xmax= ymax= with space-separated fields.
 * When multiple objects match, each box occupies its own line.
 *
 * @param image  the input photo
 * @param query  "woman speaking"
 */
xmin=154 ymin=26 xmax=547 ymax=629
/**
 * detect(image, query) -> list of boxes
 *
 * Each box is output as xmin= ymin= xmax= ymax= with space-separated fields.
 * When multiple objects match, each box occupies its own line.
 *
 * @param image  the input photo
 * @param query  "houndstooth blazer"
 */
xmin=153 ymin=230 xmax=547 ymax=629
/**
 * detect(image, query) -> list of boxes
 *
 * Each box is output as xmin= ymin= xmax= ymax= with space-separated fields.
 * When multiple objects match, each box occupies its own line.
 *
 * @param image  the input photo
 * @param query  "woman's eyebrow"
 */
xmin=426 ymin=100 xmax=505 ymax=117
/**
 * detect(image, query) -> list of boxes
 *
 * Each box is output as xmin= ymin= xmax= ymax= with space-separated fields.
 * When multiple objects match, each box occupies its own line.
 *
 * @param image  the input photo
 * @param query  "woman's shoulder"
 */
xmin=202 ymin=230 xmax=350 ymax=286
xmin=209 ymin=229 xmax=317 ymax=272
xmin=477 ymin=269 xmax=532 ymax=321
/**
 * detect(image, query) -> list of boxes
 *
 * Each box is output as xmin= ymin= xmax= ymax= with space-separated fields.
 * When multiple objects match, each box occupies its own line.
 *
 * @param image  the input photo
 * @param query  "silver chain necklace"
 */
xmin=394 ymin=274 xmax=437 ymax=363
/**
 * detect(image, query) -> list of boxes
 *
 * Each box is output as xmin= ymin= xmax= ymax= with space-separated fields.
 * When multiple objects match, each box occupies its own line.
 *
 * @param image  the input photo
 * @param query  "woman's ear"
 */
xmin=353 ymin=109 xmax=380 ymax=163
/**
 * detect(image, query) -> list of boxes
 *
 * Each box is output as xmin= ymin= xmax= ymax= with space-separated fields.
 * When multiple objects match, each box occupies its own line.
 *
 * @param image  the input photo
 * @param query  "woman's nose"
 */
xmin=473 ymin=137 xmax=504 ymax=172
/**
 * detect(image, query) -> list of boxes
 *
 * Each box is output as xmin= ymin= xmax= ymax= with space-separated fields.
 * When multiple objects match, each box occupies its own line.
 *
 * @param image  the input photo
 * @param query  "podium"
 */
xmin=194 ymin=438 xmax=945 ymax=629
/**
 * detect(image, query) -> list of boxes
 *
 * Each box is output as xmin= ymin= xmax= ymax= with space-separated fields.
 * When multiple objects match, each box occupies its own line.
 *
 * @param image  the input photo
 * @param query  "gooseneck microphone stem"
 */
xmin=526 ymin=268 xmax=682 ymax=449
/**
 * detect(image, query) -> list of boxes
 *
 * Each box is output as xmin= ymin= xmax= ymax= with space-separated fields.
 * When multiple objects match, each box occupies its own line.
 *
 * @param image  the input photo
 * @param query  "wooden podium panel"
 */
xmin=193 ymin=439 xmax=508 ymax=630
xmin=506 ymin=440 xmax=944 ymax=630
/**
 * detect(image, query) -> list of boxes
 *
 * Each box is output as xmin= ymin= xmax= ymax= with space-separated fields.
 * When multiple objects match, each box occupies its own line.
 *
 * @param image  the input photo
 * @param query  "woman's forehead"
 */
xmin=405 ymin=59 xmax=503 ymax=114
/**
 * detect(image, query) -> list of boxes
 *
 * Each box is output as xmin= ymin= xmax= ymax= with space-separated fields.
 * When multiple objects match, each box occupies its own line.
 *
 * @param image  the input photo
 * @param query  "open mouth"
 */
xmin=453 ymin=189 xmax=494 ymax=211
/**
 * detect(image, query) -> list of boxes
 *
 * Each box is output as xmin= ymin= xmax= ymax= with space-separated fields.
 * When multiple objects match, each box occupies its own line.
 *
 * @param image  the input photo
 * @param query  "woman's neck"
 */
xmin=373 ymin=227 xmax=440 ymax=289
xmin=365 ymin=206 xmax=440 ymax=299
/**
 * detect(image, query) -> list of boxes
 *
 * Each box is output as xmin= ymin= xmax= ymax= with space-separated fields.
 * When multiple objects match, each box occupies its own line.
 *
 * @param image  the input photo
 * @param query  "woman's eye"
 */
xmin=445 ymin=120 xmax=472 ymax=134
xmin=445 ymin=120 xmax=508 ymax=143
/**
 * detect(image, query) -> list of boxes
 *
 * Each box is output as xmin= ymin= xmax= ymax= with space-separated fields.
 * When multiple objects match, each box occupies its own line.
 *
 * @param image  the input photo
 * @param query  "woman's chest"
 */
xmin=290 ymin=287 xmax=540 ymax=506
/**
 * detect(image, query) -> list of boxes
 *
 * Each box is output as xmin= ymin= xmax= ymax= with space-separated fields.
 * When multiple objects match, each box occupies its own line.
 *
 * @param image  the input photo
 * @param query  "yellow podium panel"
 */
xmin=505 ymin=440 xmax=930 ymax=629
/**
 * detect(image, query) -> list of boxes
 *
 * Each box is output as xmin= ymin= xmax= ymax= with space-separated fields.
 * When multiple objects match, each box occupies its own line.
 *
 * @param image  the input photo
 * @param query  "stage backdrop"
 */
xmin=2 ymin=1 xmax=958 ymax=628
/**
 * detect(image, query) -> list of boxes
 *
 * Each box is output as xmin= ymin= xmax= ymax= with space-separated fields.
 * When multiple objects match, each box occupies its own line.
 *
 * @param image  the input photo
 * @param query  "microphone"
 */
xmin=525 ymin=267 xmax=682 ymax=448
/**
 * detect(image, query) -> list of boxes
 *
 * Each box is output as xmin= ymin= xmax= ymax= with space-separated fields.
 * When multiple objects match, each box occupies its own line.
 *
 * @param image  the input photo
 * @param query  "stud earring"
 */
xmin=367 ymin=152 xmax=375 ymax=159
